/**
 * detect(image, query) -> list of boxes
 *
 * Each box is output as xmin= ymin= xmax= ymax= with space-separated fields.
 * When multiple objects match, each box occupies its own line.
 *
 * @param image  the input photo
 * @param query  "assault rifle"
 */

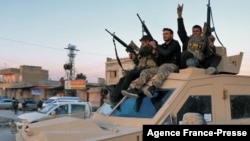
xmin=205 ymin=0 xmax=214 ymax=38
xmin=204 ymin=0 xmax=215 ymax=56
xmin=105 ymin=29 xmax=139 ymax=67
xmin=105 ymin=29 xmax=138 ymax=57
xmin=136 ymin=13 xmax=154 ymax=41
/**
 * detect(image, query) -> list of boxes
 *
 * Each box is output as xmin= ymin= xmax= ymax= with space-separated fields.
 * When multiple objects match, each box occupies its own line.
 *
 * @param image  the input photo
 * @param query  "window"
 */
xmin=71 ymin=104 xmax=85 ymax=118
xmin=110 ymin=71 xmax=117 ymax=78
xmin=71 ymin=104 xmax=85 ymax=113
xmin=177 ymin=95 xmax=212 ymax=124
xmin=55 ymin=105 xmax=68 ymax=115
xmin=109 ymin=89 xmax=174 ymax=118
xmin=230 ymin=95 xmax=250 ymax=119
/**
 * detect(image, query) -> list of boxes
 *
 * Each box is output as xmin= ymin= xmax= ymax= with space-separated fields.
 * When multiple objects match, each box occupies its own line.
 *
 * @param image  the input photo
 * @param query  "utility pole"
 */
xmin=63 ymin=44 xmax=79 ymax=81
xmin=63 ymin=44 xmax=79 ymax=96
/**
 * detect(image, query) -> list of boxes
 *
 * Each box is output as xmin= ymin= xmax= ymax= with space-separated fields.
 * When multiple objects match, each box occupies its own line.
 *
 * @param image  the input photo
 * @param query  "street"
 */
xmin=0 ymin=128 xmax=15 ymax=141
xmin=0 ymin=110 xmax=26 ymax=141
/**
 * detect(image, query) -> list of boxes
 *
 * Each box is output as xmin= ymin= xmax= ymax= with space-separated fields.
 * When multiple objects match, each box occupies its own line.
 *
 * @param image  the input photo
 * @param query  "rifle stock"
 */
xmin=136 ymin=13 xmax=153 ymax=41
xmin=105 ymin=29 xmax=138 ymax=57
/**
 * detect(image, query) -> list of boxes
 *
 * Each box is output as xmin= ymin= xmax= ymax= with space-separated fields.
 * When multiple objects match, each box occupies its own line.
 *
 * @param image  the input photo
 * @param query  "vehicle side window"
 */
xmin=5 ymin=99 xmax=12 ymax=102
xmin=230 ymin=95 xmax=250 ymax=119
xmin=55 ymin=105 xmax=68 ymax=115
xmin=177 ymin=95 xmax=212 ymax=124
xmin=71 ymin=104 xmax=85 ymax=113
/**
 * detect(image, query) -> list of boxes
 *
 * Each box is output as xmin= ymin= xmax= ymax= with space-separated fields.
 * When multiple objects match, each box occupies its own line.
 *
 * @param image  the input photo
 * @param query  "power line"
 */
xmin=0 ymin=36 xmax=61 ymax=50
xmin=0 ymin=36 xmax=113 ymax=56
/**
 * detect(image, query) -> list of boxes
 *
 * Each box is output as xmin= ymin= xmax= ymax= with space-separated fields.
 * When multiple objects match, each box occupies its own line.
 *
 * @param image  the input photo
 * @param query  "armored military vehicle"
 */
xmin=15 ymin=44 xmax=249 ymax=141
xmin=15 ymin=1 xmax=249 ymax=140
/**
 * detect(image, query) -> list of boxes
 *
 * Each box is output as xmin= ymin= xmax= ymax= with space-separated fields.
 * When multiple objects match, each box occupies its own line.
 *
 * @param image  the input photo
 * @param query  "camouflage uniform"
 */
xmin=109 ymin=45 xmax=157 ymax=104
xmin=137 ymin=45 xmax=157 ymax=69
xmin=134 ymin=63 xmax=178 ymax=89
xmin=121 ymin=29 xmax=181 ymax=101
xmin=137 ymin=55 xmax=157 ymax=69
xmin=133 ymin=35 xmax=181 ymax=90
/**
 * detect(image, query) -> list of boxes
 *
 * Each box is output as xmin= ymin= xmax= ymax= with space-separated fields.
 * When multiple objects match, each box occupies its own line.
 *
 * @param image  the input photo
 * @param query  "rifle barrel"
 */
xmin=136 ymin=13 xmax=153 ymax=40
xmin=105 ymin=29 xmax=113 ymax=35
xmin=136 ymin=13 xmax=143 ymax=22
xmin=105 ymin=29 xmax=137 ymax=55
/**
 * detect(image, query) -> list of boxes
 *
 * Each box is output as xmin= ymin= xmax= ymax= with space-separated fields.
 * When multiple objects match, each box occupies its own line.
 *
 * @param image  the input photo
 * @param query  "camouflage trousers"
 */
xmin=134 ymin=63 xmax=179 ymax=89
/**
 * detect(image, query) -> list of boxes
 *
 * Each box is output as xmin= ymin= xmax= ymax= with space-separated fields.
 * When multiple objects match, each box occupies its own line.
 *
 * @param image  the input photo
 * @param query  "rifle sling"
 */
xmin=112 ymin=37 xmax=126 ymax=72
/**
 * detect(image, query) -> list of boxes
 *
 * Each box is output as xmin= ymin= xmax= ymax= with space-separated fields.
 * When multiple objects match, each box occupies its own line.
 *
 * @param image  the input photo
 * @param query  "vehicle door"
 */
xmin=69 ymin=103 xmax=85 ymax=119
xmin=223 ymin=84 xmax=250 ymax=124
xmin=54 ymin=104 xmax=69 ymax=117
xmin=26 ymin=100 xmax=37 ymax=111
xmin=41 ymin=104 xmax=69 ymax=121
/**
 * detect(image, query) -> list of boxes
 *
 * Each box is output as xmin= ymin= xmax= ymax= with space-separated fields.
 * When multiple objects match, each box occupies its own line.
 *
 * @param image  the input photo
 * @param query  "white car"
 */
xmin=17 ymin=101 xmax=92 ymax=124
xmin=42 ymin=96 xmax=81 ymax=108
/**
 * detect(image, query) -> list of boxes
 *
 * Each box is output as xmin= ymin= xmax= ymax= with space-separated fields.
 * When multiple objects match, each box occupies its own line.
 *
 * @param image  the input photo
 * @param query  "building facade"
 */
xmin=105 ymin=57 xmax=135 ymax=85
xmin=0 ymin=65 xmax=62 ymax=102
xmin=0 ymin=57 xmax=134 ymax=108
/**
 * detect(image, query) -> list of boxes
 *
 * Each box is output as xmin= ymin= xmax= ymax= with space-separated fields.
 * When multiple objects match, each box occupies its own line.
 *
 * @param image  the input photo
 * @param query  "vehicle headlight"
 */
xmin=15 ymin=118 xmax=28 ymax=131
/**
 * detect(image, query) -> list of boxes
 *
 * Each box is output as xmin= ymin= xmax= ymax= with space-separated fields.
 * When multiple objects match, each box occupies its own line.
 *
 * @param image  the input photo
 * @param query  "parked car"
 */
xmin=17 ymin=101 xmax=92 ymax=124
xmin=18 ymin=99 xmax=37 ymax=111
xmin=42 ymin=96 xmax=81 ymax=108
xmin=0 ymin=98 xmax=13 ymax=109
xmin=0 ymin=95 xmax=8 ymax=99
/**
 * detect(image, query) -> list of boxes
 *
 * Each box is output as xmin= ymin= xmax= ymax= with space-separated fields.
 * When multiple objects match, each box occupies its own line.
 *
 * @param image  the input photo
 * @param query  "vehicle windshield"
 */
xmin=58 ymin=97 xmax=80 ymax=101
xmin=97 ymin=89 xmax=174 ymax=118
xmin=44 ymin=99 xmax=55 ymax=104
xmin=39 ymin=103 xmax=57 ymax=114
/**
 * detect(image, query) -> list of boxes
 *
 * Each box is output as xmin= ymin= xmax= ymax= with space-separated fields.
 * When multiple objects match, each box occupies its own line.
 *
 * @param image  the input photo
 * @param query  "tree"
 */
xmin=75 ymin=73 xmax=87 ymax=80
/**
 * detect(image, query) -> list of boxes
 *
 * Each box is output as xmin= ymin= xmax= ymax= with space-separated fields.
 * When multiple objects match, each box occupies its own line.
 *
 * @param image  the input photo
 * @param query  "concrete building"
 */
xmin=105 ymin=57 xmax=135 ymax=85
xmin=0 ymin=65 xmax=62 ymax=102
xmin=0 ymin=57 xmax=134 ymax=109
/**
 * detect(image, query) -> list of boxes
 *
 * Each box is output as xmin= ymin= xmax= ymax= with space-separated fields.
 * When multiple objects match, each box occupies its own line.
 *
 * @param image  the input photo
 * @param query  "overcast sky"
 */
xmin=0 ymin=0 xmax=249 ymax=82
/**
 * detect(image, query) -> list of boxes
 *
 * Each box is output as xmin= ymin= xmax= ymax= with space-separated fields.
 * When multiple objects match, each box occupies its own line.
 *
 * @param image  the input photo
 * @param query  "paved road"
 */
xmin=0 ymin=128 xmax=15 ymax=141
xmin=0 ymin=109 xmax=19 ymax=120
xmin=0 ymin=110 xmax=29 ymax=141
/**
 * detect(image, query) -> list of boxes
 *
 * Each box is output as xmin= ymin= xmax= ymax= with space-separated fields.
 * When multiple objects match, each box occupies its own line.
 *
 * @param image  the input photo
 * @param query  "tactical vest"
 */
xmin=137 ymin=45 xmax=157 ymax=68
xmin=137 ymin=55 xmax=157 ymax=69
xmin=187 ymin=36 xmax=206 ymax=62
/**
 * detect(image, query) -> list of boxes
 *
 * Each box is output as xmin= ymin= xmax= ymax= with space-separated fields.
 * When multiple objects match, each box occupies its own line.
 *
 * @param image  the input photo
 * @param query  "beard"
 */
xmin=164 ymin=38 xmax=172 ymax=42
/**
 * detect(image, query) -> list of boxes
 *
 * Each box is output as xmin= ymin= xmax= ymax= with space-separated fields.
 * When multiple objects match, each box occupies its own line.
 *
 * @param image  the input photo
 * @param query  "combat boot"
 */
xmin=121 ymin=88 xmax=140 ymax=98
xmin=205 ymin=67 xmax=218 ymax=75
xmin=142 ymin=85 xmax=155 ymax=97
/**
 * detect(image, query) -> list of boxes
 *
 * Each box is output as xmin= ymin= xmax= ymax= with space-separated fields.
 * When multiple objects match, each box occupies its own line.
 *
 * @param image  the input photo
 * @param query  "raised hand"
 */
xmin=177 ymin=4 xmax=183 ymax=18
